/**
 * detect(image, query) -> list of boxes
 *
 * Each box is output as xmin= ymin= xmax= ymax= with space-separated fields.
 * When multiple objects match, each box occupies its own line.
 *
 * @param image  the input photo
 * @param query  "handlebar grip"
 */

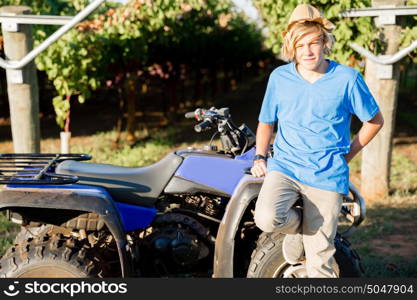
xmin=244 ymin=167 xmax=253 ymax=175
xmin=185 ymin=111 xmax=196 ymax=119
xmin=194 ymin=120 xmax=213 ymax=133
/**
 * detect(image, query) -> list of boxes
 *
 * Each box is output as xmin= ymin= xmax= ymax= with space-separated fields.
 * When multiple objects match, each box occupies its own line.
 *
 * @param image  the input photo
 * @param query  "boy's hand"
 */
xmin=251 ymin=160 xmax=267 ymax=177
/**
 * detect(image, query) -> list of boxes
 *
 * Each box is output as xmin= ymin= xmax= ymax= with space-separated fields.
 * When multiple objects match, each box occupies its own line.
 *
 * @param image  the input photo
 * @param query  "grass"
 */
xmin=390 ymin=151 xmax=417 ymax=193
xmin=348 ymin=149 xmax=417 ymax=192
xmin=361 ymin=257 xmax=417 ymax=278
xmin=0 ymin=212 xmax=19 ymax=255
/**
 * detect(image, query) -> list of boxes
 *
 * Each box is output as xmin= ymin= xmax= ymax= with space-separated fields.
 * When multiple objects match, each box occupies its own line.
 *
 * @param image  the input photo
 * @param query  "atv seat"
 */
xmin=55 ymin=153 xmax=183 ymax=207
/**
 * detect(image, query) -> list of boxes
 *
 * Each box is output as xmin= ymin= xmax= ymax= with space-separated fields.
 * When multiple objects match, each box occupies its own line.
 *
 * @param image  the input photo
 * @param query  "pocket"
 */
xmin=312 ymin=94 xmax=344 ymax=120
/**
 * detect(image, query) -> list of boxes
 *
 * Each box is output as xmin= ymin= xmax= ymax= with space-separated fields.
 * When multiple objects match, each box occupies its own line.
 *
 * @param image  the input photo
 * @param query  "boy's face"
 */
xmin=294 ymin=32 xmax=325 ymax=71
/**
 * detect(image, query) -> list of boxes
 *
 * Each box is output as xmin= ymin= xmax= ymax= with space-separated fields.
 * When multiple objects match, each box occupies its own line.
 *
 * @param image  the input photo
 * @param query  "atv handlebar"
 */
xmin=185 ymin=108 xmax=208 ymax=121
xmin=194 ymin=119 xmax=213 ymax=133
xmin=185 ymin=107 xmax=256 ymax=156
xmin=184 ymin=111 xmax=196 ymax=119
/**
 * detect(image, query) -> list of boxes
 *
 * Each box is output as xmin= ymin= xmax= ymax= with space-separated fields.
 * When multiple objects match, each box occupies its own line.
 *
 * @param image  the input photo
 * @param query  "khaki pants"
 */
xmin=254 ymin=171 xmax=343 ymax=278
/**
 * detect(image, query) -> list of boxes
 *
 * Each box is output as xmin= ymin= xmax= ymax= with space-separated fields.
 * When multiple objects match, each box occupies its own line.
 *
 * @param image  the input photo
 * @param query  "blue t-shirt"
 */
xmin=258 ymin=60 xmax=379 ymax=195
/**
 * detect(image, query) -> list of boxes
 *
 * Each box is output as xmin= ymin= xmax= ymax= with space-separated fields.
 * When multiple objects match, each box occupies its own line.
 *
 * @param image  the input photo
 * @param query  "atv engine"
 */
xmin=139 ymin=213 xmax=214 ymax=276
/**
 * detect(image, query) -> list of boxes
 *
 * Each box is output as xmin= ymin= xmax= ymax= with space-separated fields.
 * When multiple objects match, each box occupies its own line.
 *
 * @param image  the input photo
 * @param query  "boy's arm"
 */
xmin=251 ymin=122 xmax=274 ymax=177
xmin=345 ymin=111 xmax=384 ymax=164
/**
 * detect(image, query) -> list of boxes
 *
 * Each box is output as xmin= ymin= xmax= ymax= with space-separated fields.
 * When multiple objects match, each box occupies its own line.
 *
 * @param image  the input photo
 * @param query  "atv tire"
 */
xmin=247 ymin=232 xmax=364 ymax=278
xmin=0 ymin=234 xmax=98 ymax=278
xmin=13 ymin=225 xmax=53 ymax=244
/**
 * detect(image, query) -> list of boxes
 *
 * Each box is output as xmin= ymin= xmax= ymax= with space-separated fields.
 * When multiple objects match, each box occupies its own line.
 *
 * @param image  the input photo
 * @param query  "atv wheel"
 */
xmin=0 ymin=234 xmax=98 ymax=278
xmin=247 ymin=232 xmax=364 ymax=278
xmin=13 ymin=225 xmax=53 ymax=244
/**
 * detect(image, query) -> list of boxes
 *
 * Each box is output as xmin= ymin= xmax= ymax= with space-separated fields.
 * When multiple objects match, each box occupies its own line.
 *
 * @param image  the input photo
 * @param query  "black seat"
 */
xmin=55 ymin=153 xmax=183 ymax=207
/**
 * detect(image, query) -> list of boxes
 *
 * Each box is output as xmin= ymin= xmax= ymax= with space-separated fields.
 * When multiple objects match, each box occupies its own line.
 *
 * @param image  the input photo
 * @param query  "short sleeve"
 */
xmin=258 ymin=73 xmax=279 ymax=124
xmin=348 ymin=73 xmax=379 ymax=122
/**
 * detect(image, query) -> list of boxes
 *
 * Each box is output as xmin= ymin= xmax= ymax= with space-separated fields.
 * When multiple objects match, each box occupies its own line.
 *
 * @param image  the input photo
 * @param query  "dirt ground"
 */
xmin=395 ymin=141 xmax=417 ymax=164
xmin=371 ymin=219 xmax=417 ymax=257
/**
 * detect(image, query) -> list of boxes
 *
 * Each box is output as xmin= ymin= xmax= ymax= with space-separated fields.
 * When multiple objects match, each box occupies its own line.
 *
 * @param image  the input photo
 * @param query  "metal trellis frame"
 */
xmin=0 ymin=0 xmax=106 ymax=71
xmin=341 ymin=5 xmax=417 ymax=78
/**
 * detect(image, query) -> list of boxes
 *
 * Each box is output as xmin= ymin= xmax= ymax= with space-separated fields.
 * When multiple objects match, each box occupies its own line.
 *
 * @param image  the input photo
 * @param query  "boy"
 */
xmin=251 ymin=4 xmax=384 ymax=277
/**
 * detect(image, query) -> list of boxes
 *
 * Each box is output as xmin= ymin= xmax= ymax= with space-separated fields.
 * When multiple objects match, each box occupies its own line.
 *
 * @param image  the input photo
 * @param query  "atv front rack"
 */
xmin=0 ymin=153 xmax=91 ymax=185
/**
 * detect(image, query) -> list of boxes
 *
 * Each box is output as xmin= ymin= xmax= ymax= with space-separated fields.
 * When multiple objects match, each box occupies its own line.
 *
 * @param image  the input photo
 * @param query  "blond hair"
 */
xmin=281 ymin=21 xmax=334 ymax=62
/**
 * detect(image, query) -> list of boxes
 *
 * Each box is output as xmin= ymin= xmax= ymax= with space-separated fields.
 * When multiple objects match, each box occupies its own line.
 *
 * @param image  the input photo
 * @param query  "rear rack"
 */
xmin=0 ymin=153 xmax=91 ymax=185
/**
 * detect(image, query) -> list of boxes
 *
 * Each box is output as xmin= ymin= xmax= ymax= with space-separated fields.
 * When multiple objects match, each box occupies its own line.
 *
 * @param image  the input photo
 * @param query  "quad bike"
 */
xmin=0 ymin=107 xmax=365 ymax=278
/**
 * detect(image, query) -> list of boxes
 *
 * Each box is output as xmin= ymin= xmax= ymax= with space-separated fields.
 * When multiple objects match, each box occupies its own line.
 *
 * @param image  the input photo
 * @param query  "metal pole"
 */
xmin=0 ymin=6 xmax=40 ymax=153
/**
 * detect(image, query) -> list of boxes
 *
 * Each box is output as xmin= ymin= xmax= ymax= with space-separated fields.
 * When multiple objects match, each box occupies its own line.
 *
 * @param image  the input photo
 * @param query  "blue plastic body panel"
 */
xmin=174 ymin=148 xmax=254 ymax=195
xmin=234 ymin=147 xmax=255 ymax=161
xmin=114 ymin=201 xmax=156 ymax=232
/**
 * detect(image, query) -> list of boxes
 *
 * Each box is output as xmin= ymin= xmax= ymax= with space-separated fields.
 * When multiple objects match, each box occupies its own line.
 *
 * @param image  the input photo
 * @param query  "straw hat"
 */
xmin=281 ymin=4 xmax=334 ymax=38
